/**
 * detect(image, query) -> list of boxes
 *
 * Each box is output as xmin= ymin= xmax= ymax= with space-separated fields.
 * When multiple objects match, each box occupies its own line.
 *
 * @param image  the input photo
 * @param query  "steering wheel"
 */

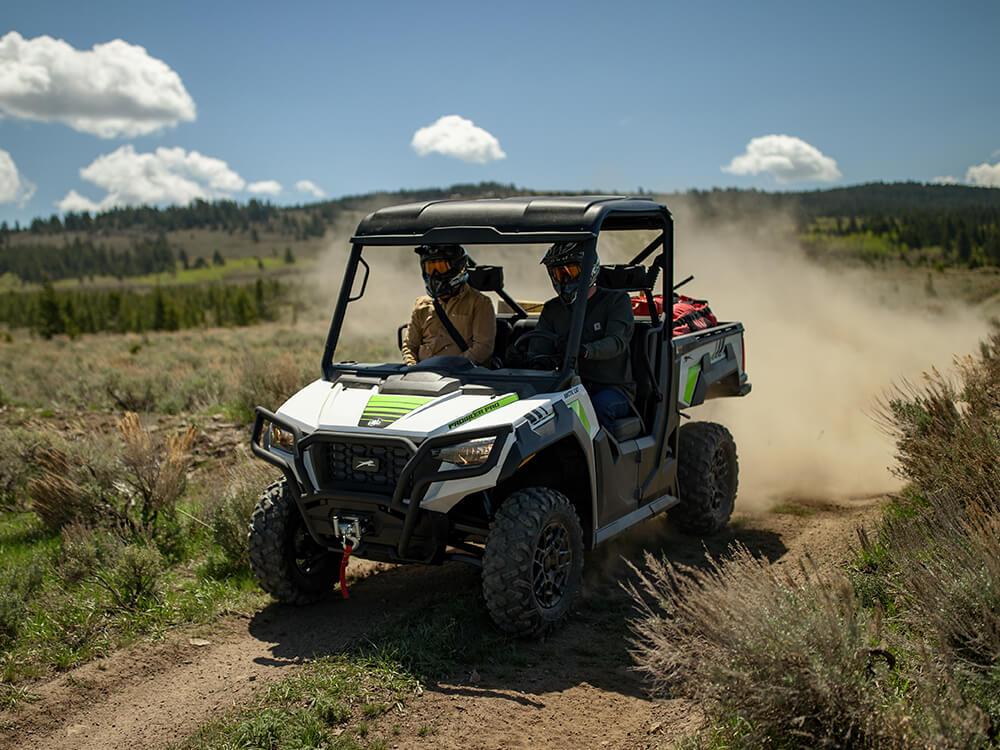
xmin=510 ymin=330 xmax=564 ymax=370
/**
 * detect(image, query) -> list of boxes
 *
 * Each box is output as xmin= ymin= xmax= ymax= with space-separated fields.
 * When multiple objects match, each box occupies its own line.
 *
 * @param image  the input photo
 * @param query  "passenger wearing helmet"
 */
xmin=402 ymin=244 xmax=496 ymax=366
xmin=529 ymin=242 xmax=635 ymax=430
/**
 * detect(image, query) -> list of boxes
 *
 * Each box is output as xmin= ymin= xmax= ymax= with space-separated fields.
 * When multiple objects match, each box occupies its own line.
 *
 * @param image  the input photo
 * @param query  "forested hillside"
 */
xmin=1 ymin=181 xmax=998 ymax=287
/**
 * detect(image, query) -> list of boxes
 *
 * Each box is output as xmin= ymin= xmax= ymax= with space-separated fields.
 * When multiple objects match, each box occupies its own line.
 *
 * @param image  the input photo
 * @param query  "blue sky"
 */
xmin=1 ymin=0 xmax=998 ymax=223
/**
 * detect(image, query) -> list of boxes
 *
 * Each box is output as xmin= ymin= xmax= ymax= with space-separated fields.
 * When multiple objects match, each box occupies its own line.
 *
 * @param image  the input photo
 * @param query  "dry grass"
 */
xmin=27 ymin=439 xmax=119 ymax=532
xmin=26 ymin=414 xmax=197 ymax=544
xmin=0 ymin=321 xmax=325 ymax=417
xmin=117 ymin=412 xmax=196 ymax=534
xmin=231 ymin=349 xmax=313 ymax=423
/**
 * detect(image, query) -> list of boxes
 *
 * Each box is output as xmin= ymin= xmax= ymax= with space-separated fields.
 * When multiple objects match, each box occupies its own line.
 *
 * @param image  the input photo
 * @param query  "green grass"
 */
xmin=179 ymin=654 xmax=419 ymax=750
xmin=0 ymin=511 xmax=267 ymax=699
xmin=0 ymin=513 xmax=59 ymax=569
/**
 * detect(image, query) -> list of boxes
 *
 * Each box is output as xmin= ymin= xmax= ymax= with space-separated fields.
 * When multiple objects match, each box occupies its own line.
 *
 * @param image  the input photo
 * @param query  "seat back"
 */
xmin=467 ymin=265 xmax=504 ymax=293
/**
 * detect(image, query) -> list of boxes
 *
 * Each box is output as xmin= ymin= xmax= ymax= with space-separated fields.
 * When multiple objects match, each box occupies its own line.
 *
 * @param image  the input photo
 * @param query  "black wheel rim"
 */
xmin=291 ymin=524 xmax=329 ymax=577
xmin=532 ymin=521 xmax=572 ymax=610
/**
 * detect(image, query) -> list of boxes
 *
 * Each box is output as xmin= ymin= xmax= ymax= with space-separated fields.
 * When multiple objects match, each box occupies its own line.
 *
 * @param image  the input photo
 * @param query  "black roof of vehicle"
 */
xmin=351 ymin=195 xmax=672 ymax=245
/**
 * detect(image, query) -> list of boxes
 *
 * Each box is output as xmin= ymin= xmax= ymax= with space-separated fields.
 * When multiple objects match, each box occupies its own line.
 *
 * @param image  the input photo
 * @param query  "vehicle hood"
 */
xmin=275 ymin=379 xmax=534 ymax=438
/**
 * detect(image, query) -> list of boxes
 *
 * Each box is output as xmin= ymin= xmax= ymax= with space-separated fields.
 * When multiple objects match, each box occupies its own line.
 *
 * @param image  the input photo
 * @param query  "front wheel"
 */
xmin=249 ymin=479 xmax=337 ymax=604
xmin=670 ymin=421 xmax=739 ymax=535
xmin=482 ymin=487 xmax=584 ymax=637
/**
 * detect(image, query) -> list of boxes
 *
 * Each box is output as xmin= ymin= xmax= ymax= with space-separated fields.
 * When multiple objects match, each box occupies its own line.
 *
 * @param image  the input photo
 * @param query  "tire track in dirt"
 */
xmin=0 ymin=495 xmax=883 ymax=750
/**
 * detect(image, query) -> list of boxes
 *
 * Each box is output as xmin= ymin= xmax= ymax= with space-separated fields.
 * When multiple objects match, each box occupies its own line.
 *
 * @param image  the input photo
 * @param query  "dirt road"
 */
xmin=0 ymin=495 xmax=883 ymax=750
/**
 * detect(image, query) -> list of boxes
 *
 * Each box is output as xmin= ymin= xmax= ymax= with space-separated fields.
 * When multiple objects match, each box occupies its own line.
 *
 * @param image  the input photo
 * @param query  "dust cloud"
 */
xmin=664 ymin=201 xmax=988 ymax=509
xmin=311 ymin=197 xmax=989 ymax=510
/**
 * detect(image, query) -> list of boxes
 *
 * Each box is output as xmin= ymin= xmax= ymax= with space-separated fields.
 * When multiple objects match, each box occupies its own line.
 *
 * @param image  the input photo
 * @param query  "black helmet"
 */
xmin=415 ymin=244 xmax=469 ymax=299
xmin=540 ymin=241 xmax=600 ymax=305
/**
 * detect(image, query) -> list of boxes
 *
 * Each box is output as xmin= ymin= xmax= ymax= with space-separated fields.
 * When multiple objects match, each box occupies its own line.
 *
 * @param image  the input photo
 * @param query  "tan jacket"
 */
xmin=401 ymin=285 xmax=496 ymax=365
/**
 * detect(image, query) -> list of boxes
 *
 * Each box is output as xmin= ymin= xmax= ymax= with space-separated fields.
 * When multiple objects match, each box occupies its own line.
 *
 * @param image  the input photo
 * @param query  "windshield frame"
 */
xmin=321 ymin=237 xmax=598 ymax=390
xmin=320 ymin=207 xmax=674 ymax=389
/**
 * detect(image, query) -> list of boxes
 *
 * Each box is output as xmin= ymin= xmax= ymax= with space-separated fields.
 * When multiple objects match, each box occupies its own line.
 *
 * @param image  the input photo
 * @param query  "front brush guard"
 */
xmin=251 ymin=407 xmax=510 ymax=561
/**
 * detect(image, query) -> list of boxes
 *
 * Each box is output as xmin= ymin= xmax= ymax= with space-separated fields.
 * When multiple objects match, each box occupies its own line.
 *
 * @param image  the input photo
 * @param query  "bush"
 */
xmin=27 ymin=438 xmax=120 ymax=532
xmin=104 ymin=370 xmax=165 ymax=412
xmin=203 ymin=454 xmax=274 ymax=577
xmin=94 ymin=544 xmax=164 ymax=611
xmin=27 ymin=414 xmax=196 ymax=549
xmin=58 ymin=522 xmax=124 ymax=585
xmin=0 ymin=425 xmax=52 ymax=511
xmin=231 ymin=350 xmax=308 ymax=423
xmin=629 ymin=548 xmax=986 ymax=748
xmin=117 ymin=412 xmax=196 ymax=537
xmin=876 ymin=330 xmax=1000 ymax=507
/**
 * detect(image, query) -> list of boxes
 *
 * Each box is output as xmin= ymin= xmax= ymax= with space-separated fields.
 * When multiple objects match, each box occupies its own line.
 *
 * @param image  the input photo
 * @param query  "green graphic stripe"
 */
xmin=683 ymin=364 xmax=701 ymax=404
xmin=359 ymin=394 xmax=433 ymax=427
xmin=568 ymin=399 xmax=590 ymax=432
xmin=448 ymin=394 xmax=519 ymax=429
xmin=366 ymin=396 xmax=433 ymax=408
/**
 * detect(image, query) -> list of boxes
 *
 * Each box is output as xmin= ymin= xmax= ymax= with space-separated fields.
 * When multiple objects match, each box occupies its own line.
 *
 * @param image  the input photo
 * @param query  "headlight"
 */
xmin=432 ymin=436 xmax=497 ymax=467
xmin=267 ymin=423 xmax=296 ymax=452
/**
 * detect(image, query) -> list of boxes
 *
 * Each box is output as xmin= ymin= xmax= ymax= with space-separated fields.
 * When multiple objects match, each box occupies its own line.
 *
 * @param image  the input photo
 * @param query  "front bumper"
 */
xmin=251 ymin=407 xmax=511 ymax=562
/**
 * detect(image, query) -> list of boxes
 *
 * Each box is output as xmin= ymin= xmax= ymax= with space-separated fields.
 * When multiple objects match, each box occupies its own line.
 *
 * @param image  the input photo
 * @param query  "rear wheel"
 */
xmin=670 ymin=421 xmax=738 ymax=535
xmin=249 ymin=479 xmax=337 ymax=604
xmin=482 ymin=487 xmax=584 ymax=637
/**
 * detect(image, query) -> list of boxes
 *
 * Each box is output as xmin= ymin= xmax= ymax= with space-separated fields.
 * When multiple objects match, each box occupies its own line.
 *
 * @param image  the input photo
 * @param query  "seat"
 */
xmin=609 ymin=415 xmax=642 ymax=442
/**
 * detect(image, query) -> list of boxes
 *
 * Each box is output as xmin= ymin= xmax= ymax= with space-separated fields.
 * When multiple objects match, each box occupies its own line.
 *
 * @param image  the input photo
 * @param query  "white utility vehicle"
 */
xmin=250 ymin=196 xmax=751 ymax=636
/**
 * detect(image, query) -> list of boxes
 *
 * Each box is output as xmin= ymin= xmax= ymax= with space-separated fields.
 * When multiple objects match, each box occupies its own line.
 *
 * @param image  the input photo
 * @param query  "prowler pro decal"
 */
xmin=447 ymin=394 xmax=519 ymax=429
xmin=358 ymin=394 xmax=433 ymax=428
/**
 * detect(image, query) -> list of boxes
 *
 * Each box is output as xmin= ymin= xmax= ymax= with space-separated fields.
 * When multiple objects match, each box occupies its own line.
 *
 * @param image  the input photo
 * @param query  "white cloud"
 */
xmin=56 ymin=145 xmax=245 ymax=212
xmin=0 ymin=31 xmax=195 ymax=138
xmin=722 ymin=134 xmax=841 ymax=183
xmin=0 ymin=148 xmax=35 ymax=205
xmin=295 ymin=179 xmax=326 ymax=198
xmin=931 ymin=175 xmax=959 ymax=185
xmin=411 ymin=114 xmax=506 ymax=164
xmin=965 ymin=162 xmax=1000 ymax=188
xmin=56 ymin=189 xmax=100 ymax=213
xmin=247 ymin=179 xmax=282 ymax=196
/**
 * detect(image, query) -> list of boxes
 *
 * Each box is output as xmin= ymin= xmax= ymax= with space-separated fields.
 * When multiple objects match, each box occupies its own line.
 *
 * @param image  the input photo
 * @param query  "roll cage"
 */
xmin=320 ymin=196 xmax=676 ymax=396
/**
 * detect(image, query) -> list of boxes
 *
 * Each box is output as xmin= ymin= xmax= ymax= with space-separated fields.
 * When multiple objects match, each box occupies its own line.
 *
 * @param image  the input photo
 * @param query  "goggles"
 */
xmin=548 ymin=263 xmax=582 ymax=283
xmin=421 ymin=258 xmax=453 ymax=276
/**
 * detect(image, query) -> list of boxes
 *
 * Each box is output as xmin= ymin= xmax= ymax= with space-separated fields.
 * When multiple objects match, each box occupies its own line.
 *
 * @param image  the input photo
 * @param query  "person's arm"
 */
xmin=464 ymin=294 xmax=496 ymax=364
xmin=583 ymin=292 xmax=634 ymax=360
xmin=401 ymin=301 xmax=422 ymax=365
xmin=527 ymin=304 xmax=559 ymax=355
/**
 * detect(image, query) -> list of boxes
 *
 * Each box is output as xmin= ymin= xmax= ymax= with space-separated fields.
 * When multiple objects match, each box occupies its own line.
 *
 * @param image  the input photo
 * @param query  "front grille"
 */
xmin=318 ymin=439 xmax=413 ymax=494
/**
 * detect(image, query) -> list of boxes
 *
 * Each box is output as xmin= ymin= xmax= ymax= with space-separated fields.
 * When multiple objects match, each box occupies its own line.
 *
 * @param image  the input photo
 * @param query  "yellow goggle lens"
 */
xmin=550 ymin=263 xmax=582 ymax=283
xmin=422 ymin=258 xmax=452 ymax=276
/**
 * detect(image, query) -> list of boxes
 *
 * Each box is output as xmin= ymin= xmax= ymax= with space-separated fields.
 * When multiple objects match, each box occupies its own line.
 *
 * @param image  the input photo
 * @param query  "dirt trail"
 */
xmin=0 ymin=495 xmax=883 ymax=750
xmin=376 ymin=495 xmax=884 ymax=750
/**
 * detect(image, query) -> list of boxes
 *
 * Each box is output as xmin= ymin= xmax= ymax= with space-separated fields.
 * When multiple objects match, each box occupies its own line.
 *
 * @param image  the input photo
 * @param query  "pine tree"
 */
xmin=37 ymin=282 xmax=64 ymax=339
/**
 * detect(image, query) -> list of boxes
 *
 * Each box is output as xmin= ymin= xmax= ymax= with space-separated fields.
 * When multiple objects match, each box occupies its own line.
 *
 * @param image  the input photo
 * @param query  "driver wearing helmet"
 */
xmin=402 ymin=244 xmax=496 ymax=366
xmin=529 ymin=242 xmax=635 ymax=429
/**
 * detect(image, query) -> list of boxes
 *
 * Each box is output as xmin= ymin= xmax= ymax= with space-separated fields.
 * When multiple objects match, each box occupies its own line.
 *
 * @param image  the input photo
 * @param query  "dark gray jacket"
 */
xmin=529 ymin=287 xmax=635 ymax=394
